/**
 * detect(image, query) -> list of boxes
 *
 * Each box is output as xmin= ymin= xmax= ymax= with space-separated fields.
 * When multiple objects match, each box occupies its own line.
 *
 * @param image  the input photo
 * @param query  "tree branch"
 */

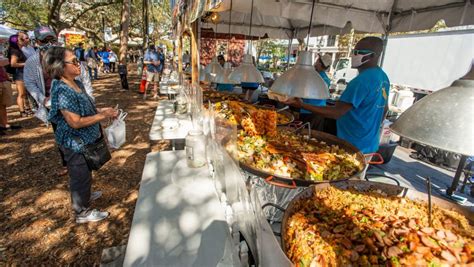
xmin=68 ymin=1 xmax=118 ymax=27
xmin=0 ymin=18 xmax=32 ymax=30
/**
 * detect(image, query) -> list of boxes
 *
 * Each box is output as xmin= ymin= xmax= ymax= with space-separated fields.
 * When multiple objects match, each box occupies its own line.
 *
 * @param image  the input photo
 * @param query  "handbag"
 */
xmin=76 ymin=131 xmax=112 ymax=171
xmin=0 ymin=81 xmax=13 ymax=106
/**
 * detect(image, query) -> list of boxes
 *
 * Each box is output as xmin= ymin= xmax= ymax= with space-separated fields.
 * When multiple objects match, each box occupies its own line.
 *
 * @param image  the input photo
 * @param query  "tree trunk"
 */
xmin=119 ymin=0 xmax=131 ymax=65
xmin=142 ymin=0 xmax=149 ymax=51
xmin=118 ymin=0 xmax=131 ymax=90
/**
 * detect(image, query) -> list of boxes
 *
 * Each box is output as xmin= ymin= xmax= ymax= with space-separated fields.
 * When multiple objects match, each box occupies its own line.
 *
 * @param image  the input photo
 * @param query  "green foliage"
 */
xmin=0 ymin=0 xmax=172 ymax=48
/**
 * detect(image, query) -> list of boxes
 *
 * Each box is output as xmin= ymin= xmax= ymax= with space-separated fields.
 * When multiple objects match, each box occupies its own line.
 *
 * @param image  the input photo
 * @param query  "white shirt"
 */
xmin=21 ymin=46 xmax=36 ymax=59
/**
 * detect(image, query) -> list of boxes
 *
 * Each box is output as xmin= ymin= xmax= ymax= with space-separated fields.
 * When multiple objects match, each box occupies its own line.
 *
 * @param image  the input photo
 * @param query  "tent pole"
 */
xmin=380 ymin=0 xmax=397 ymax=67
xmin=286 ymin=30 xmax=294 ymax=71
xmin=178 ymin=36 xmax=183 ymax=73
xmin=191 ymin=20 xmax=200 ymax=84
xmin=380 ymin=33 xmax=389 ymax=67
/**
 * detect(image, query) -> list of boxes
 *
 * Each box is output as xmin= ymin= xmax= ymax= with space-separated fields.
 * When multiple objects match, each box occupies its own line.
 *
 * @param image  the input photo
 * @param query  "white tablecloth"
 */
xmin=123 ymin=151 xmax=238 ymax=267
xmin=149 ymin=101 xmax=193 ymax=141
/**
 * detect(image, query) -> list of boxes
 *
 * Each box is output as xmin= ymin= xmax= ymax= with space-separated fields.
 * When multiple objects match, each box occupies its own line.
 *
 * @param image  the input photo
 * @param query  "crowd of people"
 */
xmin=73 ymin=43 xmax=118 ymax=80
xmin=1 ymin=26 xmax=119 ymax=223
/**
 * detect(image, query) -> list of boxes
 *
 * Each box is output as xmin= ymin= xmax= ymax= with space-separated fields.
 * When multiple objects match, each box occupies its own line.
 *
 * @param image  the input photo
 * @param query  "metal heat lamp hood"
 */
xmin=270 ymin=50 xmax=329 ymax=99
xmin=390 ymin=79 xmax=474 ymax=156
xmin=229 ymin=54 xmax=264 ymax=83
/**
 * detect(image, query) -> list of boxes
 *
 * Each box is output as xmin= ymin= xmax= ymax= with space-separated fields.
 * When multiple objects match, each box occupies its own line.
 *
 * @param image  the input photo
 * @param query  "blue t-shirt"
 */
xmin=301 ymin=71 xmax=330 ymax=114
xmin=241 ymin=82 xmax=259 ymax=89
xmin=48 ymin=80 xmax=100 ymax=153
xmin=101 ymin=51 xmax=110 ymax=64
xmin=216 ymin=83 xmax=234 ymax=92
xmin=144 ymin=50 xmax=160 ymax=73
xmin=337 ymin=67 xmax=390 ymax=153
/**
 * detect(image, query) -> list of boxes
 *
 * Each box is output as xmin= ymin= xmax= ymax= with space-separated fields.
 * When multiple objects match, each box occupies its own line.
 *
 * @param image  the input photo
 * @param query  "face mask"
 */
xmin=351 ymin=53 xmax=373 ymax=68
xmin=38 ymin=42 xmax=56 ymax=51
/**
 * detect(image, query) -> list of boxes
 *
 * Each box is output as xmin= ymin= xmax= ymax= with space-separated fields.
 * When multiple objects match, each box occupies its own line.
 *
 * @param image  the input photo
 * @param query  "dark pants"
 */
xmin=61 ymin=146 xmax=92 ymax=215
xmin=51 ymin=122 xmax=67 ymax=167
xmin=299 ymin=112 xmax=337 ymax=135
xmin=88 ymin=67 xmax=98 ymax=80
xmin=110 ymin=62 xmax=116 ymax=72
xmin=300 ymin=113 xmax=325 ymax=131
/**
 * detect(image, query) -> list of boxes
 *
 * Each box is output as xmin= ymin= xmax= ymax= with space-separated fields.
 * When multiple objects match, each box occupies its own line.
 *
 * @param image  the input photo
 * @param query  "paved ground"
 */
xmin=367 ymin=146 xmax=474 ymax=209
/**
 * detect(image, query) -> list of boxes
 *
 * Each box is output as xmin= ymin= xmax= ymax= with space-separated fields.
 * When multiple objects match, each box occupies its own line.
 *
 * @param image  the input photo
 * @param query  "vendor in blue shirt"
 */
xmin=284 ymin=37 xmax=390 ymax=153
xmin=299 ymin=54 xmax=333 ymax=130
xmin=216 ymin=55 xmax=234 ymax=92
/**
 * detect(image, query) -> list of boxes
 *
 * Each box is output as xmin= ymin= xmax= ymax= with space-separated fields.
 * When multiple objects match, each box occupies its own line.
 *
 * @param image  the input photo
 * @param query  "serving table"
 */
xmin=149 ymin=100 xmax=193 ymax=146
xmin=123 ymin=151 xmax=238 ymax=267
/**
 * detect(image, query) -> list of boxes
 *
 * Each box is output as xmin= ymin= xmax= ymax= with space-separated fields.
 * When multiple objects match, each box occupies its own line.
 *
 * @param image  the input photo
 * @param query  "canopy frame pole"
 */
xmin=248 ymin=0 xmax=255 ymax=54
xmin=305 ymin=0 xmax=316 ymax=51
xmin=226 ymin=0 xmax=233 ymax=62
xmin=191 ymin=20 xmax=200 ymax=84
xmin=286 ymin=30 xmax=295 ymax=70
xmin=178 ymin=35 xmax=183 ymax=73
xmin=380 ymin=0 xmax=398 ymax=67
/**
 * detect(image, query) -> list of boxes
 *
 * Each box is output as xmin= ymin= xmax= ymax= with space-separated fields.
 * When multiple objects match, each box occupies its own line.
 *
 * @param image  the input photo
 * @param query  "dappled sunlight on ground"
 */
xmin=0 ymin=64 xmax=167 ymax=265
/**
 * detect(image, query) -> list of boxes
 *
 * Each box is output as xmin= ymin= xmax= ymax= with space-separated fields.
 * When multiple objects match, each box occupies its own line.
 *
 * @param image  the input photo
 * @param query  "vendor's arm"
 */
xmin=61 ymin=108 xmax=117 ymax=129
xmin=285 ymin=98 xmax=352 ymax=119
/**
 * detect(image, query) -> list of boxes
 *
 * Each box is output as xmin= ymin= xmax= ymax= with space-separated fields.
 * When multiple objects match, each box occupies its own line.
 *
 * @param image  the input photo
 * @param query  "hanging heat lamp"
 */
xmin=215 ymin=0 xmax=236 ymax=85
xmin=228 ymin=0 xmax=264 ymax=84
xmin=390 ymin=67 xmax=474 ymax=200
xmin=205 ymin=13 xmax=224 ymax=82
xmin=269 ymin=0 xmax=329 ymax=99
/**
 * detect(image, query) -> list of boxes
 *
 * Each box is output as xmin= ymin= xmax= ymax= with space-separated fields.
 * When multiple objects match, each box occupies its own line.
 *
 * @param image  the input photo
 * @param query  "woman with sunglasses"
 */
xmin=43 ymin=47 xmax=118 ymax=223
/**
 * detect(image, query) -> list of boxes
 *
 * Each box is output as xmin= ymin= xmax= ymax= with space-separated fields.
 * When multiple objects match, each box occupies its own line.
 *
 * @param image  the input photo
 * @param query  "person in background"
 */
xmin=20 ymin=32 xmax=35 ymax=59
xmin=298 ymin=54 xmax=332 ymax=130
xmin=157 ymin=46 xmax=165 ymax=80
xmin=74 ymin=42 xmax=86 ymax=66
xmin=43 ymin=46 xmax=118 ymax=223
xmin=216 ymin=55 xmax=234 ymax=92
xmin=24 ymin=26 xmax=94 ymax=177
xmin=8 ymin=34 xmax=32 ymax=117
xmin=284 ymin=37 xmax=390 ymax=153
xmin=100 ymin=47 xmax=110 ymax=73
xmin=217 ymin=54 xmax=225 ymax=67
xmin=315 ymin=54 xmax=332 ymax=87
xmin=143 ymin=44 xmax=161 ymax=99
xmin=182 ymin=50 xmax=190 ymax=70
xmin=241 ymin=56 xmax=260 ymax=102
xmin=0 ymin=54 xmax=21 ymax=135
xmin=108 ymin=49 xmax=117 ymax=73
xmin=85 ymin=46 xmax=98 ymax=80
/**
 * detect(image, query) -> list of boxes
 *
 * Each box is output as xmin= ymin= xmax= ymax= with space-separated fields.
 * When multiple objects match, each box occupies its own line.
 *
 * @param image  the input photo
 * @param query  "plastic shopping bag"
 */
xmin=105 ymin=110 xmax=128 ymax=149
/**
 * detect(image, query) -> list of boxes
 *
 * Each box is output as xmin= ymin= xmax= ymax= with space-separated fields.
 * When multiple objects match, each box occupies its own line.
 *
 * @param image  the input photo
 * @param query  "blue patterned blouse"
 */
xmin=48 ymin=79 xmax=100 ymax=153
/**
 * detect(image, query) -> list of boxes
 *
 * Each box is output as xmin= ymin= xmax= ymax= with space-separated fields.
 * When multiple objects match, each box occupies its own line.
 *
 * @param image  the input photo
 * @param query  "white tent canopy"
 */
xmin=0 ymin=24 xmax=17 ymax=39
xmin=203 ymin=0 xmax=474 ymax=39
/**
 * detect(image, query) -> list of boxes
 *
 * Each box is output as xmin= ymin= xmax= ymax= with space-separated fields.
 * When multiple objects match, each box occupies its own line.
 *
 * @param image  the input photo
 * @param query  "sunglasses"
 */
xmin=64 ymin=58 xmax=80 ymax=66
xmin=352 ymin=49 xmax=374 ymax=55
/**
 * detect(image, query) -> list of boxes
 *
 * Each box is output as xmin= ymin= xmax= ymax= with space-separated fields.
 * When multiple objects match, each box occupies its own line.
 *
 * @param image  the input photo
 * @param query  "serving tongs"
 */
xmin=276 ymin=106 xmax=289 ymax=113
xmin=290 ymin=121 xmax=312 ymax=138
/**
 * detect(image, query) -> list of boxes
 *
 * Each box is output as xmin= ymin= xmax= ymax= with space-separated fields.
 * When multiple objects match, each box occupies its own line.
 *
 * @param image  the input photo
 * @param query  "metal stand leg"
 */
xmin=446 ymin=155 xmax=467 ymax=196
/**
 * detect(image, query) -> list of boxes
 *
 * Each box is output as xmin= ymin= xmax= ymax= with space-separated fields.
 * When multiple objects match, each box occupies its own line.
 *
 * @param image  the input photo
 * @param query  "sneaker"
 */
xmin=75 ymin=209 xmax=109 ymax=223
xmin=90 ymin=191 xmax=102 ymax=201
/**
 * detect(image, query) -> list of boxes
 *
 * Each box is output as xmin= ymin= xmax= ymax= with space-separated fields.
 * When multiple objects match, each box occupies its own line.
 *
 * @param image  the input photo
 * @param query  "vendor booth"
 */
xmin=123 ymin=1 xmax=474 ymax=266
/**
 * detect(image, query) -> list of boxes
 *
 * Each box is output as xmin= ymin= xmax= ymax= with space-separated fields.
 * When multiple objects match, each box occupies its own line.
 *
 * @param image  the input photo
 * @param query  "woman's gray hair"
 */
xmin=42 ymin=46 xmax=71 ymax=79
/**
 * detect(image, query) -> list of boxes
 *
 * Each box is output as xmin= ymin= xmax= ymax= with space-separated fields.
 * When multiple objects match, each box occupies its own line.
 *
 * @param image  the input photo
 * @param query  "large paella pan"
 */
xmin=281 ymin=180 xmax=474 ymax=266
